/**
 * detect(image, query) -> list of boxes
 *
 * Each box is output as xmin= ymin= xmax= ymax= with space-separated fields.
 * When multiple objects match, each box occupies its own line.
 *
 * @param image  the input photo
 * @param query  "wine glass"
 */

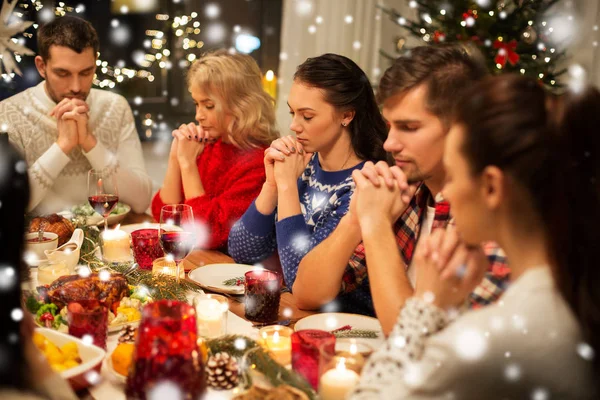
xmin=159 ymin=204 xmax=196 ymax=283
xmin=87 ymin=169 xmax=119 ymax=231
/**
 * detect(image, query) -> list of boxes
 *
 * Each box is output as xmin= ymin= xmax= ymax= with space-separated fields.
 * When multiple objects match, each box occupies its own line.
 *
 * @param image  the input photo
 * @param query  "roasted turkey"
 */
xmin=29 ymin=214 xmax=75 ymax=246
xmin=38 ymin=273 xmax=129 ymax=309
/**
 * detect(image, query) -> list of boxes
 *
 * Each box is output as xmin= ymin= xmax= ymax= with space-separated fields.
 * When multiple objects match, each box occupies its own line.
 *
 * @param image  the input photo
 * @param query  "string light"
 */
xmin=48 ymin=2 xmax=201 ymax=84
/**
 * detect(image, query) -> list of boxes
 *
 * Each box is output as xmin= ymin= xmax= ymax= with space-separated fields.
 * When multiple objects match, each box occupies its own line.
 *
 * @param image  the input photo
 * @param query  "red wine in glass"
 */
xmin=88 ymin=169 xmax=118 ymax=231
xmin=159 ymin=204 xmax=195 ymax=283
xmin=88 ymin=194 xmax=119 ymax=217
xmin=159 ymin=231 xmax=196 ymax=262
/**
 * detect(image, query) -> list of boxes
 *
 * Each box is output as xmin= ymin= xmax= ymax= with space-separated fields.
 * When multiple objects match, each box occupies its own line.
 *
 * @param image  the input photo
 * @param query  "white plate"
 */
xmin=60 ymin=206 xmax=131 ymax=227
xmin=109 ymin=320 xmax=140 ymax=333
xmin=35 ymin=328 xmax=106 ymax=390
xmin=294 ymin=313 xmax=384 ymax=348
xmin=34 ymin=312 xmax=140 ymax=334
xmin=188 ymin=263 xmax=265 ymax=295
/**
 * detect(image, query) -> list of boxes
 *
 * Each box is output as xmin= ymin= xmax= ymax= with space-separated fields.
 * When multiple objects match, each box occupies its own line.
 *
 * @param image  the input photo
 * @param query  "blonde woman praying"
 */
xmin=152 ymin=50 xmax=279 ymax=251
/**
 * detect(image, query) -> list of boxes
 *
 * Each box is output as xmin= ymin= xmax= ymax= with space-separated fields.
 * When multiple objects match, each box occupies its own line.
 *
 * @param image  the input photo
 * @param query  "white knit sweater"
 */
xmin=0 ymin=82 xmax=152 ymax=215
xmin=350 ymin=268 xmax=596 ymax=399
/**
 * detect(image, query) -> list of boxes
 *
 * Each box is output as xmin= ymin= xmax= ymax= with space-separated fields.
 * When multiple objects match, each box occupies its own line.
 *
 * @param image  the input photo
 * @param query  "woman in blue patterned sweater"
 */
xmin=228 ymin=54 xmax=388 ymax=315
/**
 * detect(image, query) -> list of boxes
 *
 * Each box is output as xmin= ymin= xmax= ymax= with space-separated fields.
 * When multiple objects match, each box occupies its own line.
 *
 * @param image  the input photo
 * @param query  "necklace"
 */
xmin=340 ymin=151 xmax=354 ymax=170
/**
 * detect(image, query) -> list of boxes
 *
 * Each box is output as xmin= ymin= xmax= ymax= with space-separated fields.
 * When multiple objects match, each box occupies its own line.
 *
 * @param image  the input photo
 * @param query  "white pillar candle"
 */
xmin=319 ymin=358 xmax=360 ymax=400
xmin=195 ymin=297 xmax=227 ymax=338
xmin=102 ymin=228 xmax=131 ymax=262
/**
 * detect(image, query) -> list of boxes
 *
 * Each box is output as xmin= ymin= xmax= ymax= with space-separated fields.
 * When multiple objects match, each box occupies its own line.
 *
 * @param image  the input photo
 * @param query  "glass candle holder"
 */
xmin=334 ymin=338 xmax=373 ymax=362
xmin=291 ymin=330 xmax=336 ymax=390
xmin=37 ymin=261 xmax=70 ymax=286
xmin=126 ymin=300 xmax=206 ymax=400
xmin=259 ymin=325 xmax=293 ymax=366
xmin=244 ymin=270 xmax=282 ymax=323
xmin=131 ymin=229 xmax=163 ymax=270
xmin=151 ymin=257 xmax=184 ymax=278
xmin=193 ymin=294 xmax=228 ymax=338
xmin=318 ymin=353 xmax=362 ymax=400
xmin=66 ymin=300 xmax=108 ymax=350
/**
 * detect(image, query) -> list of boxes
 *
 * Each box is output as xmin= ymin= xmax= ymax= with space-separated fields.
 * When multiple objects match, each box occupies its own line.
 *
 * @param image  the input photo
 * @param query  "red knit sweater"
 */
xmin=151 ymin=139 xmax=267 ymax=250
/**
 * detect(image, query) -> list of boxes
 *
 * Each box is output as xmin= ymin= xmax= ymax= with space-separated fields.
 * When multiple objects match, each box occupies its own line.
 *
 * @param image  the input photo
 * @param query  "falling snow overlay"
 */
xmin=376 ymin=0 xmax=599 ymax=88
xmin=0 ymin=82 xmax=153 ymax=215
xmin=151 ymin=139 xmax=267 ymax=250
xmin=229 ymin=154 xmax=374 ymax=315
xmin=349 ymin=268 xmax=596 ymax=399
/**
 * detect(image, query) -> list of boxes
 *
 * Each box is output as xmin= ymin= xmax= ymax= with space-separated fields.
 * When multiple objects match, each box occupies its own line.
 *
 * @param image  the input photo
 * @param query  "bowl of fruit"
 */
xmin=33 ymin=328 xmax=106 ymax=390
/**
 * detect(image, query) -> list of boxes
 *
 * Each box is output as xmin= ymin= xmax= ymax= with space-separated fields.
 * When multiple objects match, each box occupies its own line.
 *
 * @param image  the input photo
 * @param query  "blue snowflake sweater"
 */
xmin=228 ymin=154 xmax=374 ymax=316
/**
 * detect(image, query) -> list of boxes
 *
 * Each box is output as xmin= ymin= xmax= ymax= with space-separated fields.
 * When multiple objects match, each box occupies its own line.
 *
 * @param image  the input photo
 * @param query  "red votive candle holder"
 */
xmin=244 ymin=270 xmax=282 ymax=323
xmin=292 ymin=330 xmax=336 ymax=390
xmin=66 ymin=300 xmax=108 ymax=350
xmin=125 ymin=300 xmax=206 ymax=400
xmin=131 ymin=229 xmax=163 ymax=270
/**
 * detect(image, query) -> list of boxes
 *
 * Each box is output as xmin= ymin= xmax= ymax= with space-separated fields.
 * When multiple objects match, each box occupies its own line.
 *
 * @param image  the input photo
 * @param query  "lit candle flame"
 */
xmin=336 ymin=357 xmax=347 ymax=371
xmin=273 ymin=331 xmax=280 ymax=344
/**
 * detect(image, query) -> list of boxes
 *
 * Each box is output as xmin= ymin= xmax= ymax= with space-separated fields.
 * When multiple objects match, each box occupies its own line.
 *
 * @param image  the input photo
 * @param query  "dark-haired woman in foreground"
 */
xmin=228 ymin=54 xmax=388 ymax=315
xmin=350 ymin=75 xmax=598 ymax=398
xmin=0 ymin=140 xmax=77 ymax=399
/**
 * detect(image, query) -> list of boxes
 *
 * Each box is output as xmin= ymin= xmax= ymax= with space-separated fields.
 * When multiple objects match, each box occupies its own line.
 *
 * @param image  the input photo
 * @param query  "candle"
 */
xmin=151 ymin=257 xmax=181 ymax=278
xmin=335 ymin=338 xmax=372 ymax=365
xmin=194 ymin=295 xmax=228 ymax=338
xmin=262 ymin=70 xmax=277 ymax=100
xmin=319 ymin=358 xmax=360 ymax=400
xmin=260 ymin=326 xmax=292 ymax=366
xmin=101 ymin=228 xmax=131 ymax=262
xmin=37 ymin=261 xmax=70 ymax=285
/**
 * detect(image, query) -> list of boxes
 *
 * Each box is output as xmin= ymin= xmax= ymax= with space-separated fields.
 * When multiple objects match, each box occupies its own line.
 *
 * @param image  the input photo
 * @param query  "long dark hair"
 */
xmin=294 ymin=53 xmax=388 ymax=162
xmin=454 ymin=74 xmax=600 ymax=385
xmin=0 ymin=139 xmax=31 ymax=390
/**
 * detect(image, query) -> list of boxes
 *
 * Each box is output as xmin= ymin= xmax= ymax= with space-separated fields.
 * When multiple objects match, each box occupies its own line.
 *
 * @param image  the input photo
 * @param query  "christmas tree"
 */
xmin=378 ymin=0 xmax=567 ymax=87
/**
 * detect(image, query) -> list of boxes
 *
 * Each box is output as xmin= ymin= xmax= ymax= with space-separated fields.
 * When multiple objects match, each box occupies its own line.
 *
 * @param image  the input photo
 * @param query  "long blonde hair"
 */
xmin=187 ymin=50 xmax=279 ymax=149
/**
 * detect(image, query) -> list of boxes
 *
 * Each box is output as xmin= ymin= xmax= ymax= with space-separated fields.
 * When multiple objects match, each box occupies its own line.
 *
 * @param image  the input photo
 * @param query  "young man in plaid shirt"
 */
xmin=292 ymin=44 xmax=509 ymax=335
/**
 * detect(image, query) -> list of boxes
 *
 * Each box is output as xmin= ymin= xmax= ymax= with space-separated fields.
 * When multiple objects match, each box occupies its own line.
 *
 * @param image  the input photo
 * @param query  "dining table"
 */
xmin=121 ymin=212 xmax=317 ymax=327
xmin=85 ymin=212 xmax=318 ymax=399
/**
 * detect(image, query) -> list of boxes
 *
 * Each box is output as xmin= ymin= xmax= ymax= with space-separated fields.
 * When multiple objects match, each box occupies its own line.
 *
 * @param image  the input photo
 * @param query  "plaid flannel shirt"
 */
xmin=342 ymin=184 xmax=510 ymax=308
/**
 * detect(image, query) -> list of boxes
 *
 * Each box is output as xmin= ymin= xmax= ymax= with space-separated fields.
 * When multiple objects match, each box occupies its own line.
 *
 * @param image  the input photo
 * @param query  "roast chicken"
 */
xmin=38 ymin=273 xmax=129 ymax=309
xmin=29 ymin=214 xmax=75 ymax=246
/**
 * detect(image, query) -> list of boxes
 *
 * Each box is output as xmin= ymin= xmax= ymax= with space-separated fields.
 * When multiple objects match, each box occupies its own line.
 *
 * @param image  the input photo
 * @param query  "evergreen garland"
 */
xmin=71 ymin=212 xmax=203 ymax=302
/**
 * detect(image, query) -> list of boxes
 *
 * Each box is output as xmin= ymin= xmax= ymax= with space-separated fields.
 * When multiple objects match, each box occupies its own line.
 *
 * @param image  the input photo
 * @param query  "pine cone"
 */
xmin=206 ymin=352 xmax=239 ymax=390
xmin=118 ymin=325 xmax=137 ymax=344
